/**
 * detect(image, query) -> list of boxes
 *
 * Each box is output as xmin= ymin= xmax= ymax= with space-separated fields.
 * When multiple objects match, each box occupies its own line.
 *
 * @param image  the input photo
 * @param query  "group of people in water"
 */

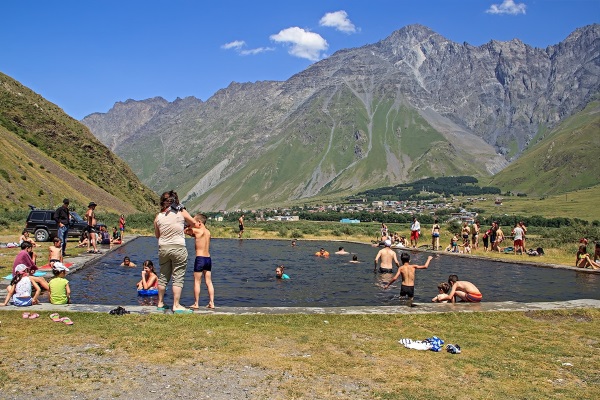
xmin=373 ymin=238 xmax=482 ymax=306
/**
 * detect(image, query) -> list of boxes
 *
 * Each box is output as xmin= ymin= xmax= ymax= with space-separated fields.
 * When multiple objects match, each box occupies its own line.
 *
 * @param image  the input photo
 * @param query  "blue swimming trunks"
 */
xmin=193 ymin=256 xmax=212 ymax=272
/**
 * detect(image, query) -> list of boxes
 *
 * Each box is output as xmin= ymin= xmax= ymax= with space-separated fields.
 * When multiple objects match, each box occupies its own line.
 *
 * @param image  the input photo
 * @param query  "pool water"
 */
xmin=66 ymin=238 xmax=600 ymax=306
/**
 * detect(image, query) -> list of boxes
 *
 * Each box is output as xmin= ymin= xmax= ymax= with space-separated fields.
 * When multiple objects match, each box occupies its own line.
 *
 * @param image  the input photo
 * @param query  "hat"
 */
xmin=14 ymin=264 xmax=28 ymax=274
xmin=384 ymin=240 xmax=392 ymax=247
xmin=88 ymin=201 xmax=97 ymax=207
xmin=52 ymin=262 xmax=70 ymax=272
xmin=63 ymin=198 xmax=70 ymax=204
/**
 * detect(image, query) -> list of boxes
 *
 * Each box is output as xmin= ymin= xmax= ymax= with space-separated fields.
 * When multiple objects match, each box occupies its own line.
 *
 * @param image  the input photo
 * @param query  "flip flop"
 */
xmin=49 ymin=313 xmax=61 ymax=322
xmin=156 ymin=306 xmax=166 ymax=311
xmin=173 ymin=309 xmax=193 ymax=314
xmin=60 ymin=317 xmax=74 ymax=325
xmin=28 ymin=313 xmax=40 ymax=319
xmin=22 ymin=312 xmax=30 ymax=319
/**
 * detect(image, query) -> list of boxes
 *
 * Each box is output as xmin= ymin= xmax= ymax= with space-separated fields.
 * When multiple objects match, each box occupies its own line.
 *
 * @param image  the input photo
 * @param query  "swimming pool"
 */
xmin=66 ymin=238 xmax=600 ymax=306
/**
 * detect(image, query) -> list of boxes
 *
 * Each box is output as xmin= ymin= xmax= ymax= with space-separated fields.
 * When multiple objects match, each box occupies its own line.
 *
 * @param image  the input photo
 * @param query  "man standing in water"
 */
xmin=86 ymin=201 xmax=99 ymax=254
xmin=54 ymin=198 xmax=70 ymax=256
xmin=238 ymin=214 xmax=245 ymax=238
xmin=384 ymin=252 xmax=433 ymax=306
xmin=374 ymin=240 xmax=400 ymax=273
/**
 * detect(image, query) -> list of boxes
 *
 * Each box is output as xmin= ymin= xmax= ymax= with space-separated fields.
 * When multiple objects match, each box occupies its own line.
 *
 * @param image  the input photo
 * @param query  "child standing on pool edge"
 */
xmin=184 ymin=213 xmax=215 ymax=309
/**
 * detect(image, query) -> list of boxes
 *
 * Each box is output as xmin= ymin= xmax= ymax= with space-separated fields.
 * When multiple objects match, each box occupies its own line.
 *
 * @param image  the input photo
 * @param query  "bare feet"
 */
xmin=189 ymin=304 xmax=200 ymax=310
xmin=206 ymin=303 xmax=215 ymax=309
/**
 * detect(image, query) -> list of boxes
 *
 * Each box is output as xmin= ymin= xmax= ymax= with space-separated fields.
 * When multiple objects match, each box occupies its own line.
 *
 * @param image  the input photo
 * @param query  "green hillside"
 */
xmin=0 ymin=72 xmax=157 ymax=212
xmin=188 ymin=90 xmax=493 ymax=210
xmin=489 ymin=101 xmax=600 ymax=196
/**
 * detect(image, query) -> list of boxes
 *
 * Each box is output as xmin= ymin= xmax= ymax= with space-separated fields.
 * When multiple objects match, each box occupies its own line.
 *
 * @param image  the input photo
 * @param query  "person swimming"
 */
xmin=275 ymin=265 xmax=290 ymax=280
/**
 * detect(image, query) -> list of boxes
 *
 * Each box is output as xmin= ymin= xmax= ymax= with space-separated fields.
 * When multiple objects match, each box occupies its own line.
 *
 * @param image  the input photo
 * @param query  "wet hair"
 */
xmin=438 ymin=282 xmax=450 ymax=293
xmin=142 ymin=260 xmax=155 ymax=273
xmin=400 ymin=252 xmax=410 ymax=264
xmin=338 ymin=247 xmax=344 ymax=251
xmin=578 ymin=244 xmax=587 ymax=254
xmin=21 ymin=241 xmax=32 ymax=250
xmin=448 ymin=274 xmax=459 ymax=284
xmin=53 ymin=237 xmax=61 ymax=243
xmin=123 ymin=256 xmax=131 ymax=263
xmin=352 ymin=255 xmax=358 ymax=261
xmin=194 ymin=213 xmax=208 ymax=224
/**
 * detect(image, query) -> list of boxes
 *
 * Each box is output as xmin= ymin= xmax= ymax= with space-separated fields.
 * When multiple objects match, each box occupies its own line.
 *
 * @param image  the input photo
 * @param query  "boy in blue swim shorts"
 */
xmin=184 ymin=213 xmax=215 ymax=309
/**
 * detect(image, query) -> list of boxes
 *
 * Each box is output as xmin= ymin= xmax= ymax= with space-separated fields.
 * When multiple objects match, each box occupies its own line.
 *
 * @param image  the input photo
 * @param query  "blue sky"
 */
xmin=1 ymin=0 xmax=597 ymax=120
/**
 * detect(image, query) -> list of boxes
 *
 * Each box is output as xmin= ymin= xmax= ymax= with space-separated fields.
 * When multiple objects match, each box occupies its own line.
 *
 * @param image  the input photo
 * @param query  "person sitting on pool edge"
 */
xmin=432 ymin=282 xmax=451 ymax=303
xmin=447 ymin=274 xmax=482 ymax=303
xmin=315 ymin=248 xmax=329 ymax=257
xmin=275 ymin=265 xmax=290 ymax=280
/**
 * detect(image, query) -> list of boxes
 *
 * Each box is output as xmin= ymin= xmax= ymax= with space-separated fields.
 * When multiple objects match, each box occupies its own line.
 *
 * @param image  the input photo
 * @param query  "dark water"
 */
xmin=67 ymin=238 xmax=600 ymax=306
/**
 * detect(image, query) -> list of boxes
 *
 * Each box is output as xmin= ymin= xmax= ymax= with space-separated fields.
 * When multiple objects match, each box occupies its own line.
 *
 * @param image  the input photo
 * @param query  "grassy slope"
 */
xmin=464 ymin=184 xmax=600 ymax=223
xmin=190 ymin=90 xmax=492 ymax=210
xmin=0 ymin=72 xmax=157 ymax=212
xmin=489 ymin=101 xmax=600 ymax=196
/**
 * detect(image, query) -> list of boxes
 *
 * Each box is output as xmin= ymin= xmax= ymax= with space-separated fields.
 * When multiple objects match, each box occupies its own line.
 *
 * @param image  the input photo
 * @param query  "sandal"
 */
xmin=49 ymin=313 xmax=61 ymax=322
xmin=60 ymin=317 xmax=74 ymax=325
xmin=28 ymin=313 xmax=40 ymax=319
xmin=22 ymin=312 xmax=30 ymax=319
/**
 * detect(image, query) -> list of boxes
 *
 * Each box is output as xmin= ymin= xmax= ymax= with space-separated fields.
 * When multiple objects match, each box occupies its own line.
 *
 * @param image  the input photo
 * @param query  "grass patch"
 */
xmin=0 ymin=309 xmax=598 ymax=398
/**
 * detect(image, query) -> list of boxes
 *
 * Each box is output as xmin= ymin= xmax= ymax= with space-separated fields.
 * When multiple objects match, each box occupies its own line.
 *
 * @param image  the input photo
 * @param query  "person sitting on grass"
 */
xmin=137 ymin=260 xmax=158 ymax=290
xmin=49 ymin=262 xmax=71 ymax=304
xmin=1 ymin=264 xmax=41 ymax=307
xmin=432 ymin=282 xmax=451 ymax=303
xmin=575 ymin=244 xmax=599 ymax=269
xmin=19 ymin=230 xmax=40 ymax=248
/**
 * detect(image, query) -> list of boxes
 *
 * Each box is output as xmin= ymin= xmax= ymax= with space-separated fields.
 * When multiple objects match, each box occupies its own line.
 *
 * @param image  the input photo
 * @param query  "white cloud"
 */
xmin=270 ymin=27 xmax=328 ymax=61
xmin=486 ymin=0 xmax=527 ymax=15
xmin=240 ymin=47 xmax=275 ymax=56
xmin=221 ymin=40 xmax=246 ymax=50
xmin=319 ymin=10 xmax=357 ymax=33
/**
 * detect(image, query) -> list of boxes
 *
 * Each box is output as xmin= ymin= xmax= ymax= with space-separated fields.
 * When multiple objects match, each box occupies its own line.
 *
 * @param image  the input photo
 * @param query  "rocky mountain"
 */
xmin=0 ymin=72 xmax=157 ymax=213
xmin=82 ymin=24 xmax=600 ymax=211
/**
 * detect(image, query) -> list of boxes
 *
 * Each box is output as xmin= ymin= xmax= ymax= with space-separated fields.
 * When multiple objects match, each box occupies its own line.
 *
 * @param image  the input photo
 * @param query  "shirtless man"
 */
xmin=48 ymin=237 xmax=63 ymax=265
xmin=335 ymin=247 xmax=349 ymax=255
xmin=185 ymin=213 xmax=214 ymax=309
xmin=238 ymin=214 xmax=245 ymax=238
xmin=447 ymin=274 xmax=482 ymax=303
xmin=374 ymin=240 xmax=400 ymax=274
xmin=86 ymin=202 xmax=99 ymax=253
xmin=384 ymin=252 xmax=433 ymax=306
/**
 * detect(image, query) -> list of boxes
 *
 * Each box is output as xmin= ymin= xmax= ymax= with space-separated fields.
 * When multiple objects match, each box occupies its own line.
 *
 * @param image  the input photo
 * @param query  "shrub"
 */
xmin=290 ymin=230 xmax=304 ymax=238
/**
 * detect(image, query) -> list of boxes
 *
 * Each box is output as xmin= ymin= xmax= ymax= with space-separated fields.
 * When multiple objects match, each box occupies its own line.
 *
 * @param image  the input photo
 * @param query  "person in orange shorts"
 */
xmin=447 ymin=274 xmax=482 ymax=303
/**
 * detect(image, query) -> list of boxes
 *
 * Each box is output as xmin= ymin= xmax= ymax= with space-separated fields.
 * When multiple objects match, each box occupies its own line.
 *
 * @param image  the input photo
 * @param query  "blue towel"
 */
xmin=3 ymin=271 xmax=47 ymax=280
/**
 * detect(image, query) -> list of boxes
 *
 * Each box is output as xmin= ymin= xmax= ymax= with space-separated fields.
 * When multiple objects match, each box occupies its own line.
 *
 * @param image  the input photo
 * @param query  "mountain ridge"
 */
xmin=82 ymin=23 xmax=599 ymax=210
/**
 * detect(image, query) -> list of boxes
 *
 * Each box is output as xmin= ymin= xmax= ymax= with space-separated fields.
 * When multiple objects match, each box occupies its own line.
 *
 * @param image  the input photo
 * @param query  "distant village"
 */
xmin=213 ymin=196 xmax=496 ymax=225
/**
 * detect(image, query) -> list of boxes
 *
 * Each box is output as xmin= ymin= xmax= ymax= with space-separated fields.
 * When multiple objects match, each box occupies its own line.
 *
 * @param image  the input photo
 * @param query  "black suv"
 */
xmin=24 ymin=207 xmax=105 ymax=242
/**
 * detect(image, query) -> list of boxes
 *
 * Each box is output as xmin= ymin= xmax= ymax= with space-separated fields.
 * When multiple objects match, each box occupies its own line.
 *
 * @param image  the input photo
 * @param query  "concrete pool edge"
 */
xmin=1 ymin=299 xmax=599 ymax=315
